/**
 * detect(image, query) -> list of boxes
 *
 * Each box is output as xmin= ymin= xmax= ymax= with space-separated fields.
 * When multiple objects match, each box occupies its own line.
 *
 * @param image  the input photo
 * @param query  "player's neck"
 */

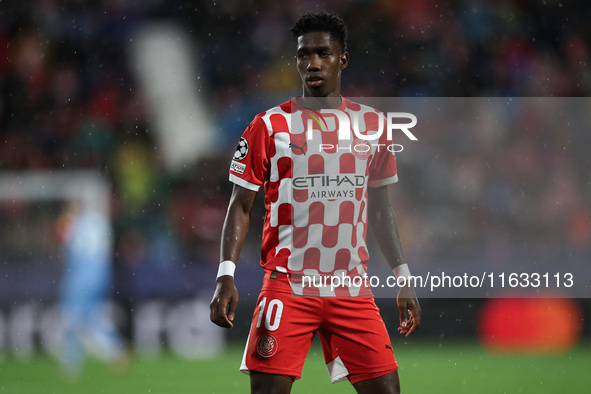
xmin=297 ymin=95 xmax=342 ymax=110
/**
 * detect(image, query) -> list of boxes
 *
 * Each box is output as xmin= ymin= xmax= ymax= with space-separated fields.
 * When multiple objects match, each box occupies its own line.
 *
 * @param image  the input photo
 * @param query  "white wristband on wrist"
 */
xmin=393 ymin=263 xmax=412 ymax=280
xmin=216 ymin=260 xmax=236 ymax=279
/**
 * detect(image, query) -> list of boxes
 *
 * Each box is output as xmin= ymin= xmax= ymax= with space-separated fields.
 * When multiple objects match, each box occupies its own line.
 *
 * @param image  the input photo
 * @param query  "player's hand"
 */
xmin=396 ymin=284 xmax=421 ymax=337
xmin=210 ymin=276 xmax=239 ymax=328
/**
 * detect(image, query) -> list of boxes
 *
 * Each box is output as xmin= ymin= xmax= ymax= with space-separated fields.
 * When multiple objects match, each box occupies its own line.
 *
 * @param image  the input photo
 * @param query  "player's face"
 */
xmin=295 ymin=32 xmax=348 ymax=98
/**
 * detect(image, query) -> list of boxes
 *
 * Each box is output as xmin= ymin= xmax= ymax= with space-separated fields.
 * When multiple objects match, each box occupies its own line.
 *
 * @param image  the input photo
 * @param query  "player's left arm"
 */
xmin=368 ymin=185 xmax=421 ymax=337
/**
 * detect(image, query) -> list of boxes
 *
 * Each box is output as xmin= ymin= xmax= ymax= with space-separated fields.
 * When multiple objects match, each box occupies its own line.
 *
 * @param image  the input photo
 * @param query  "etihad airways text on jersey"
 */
xmin=292 ymin=174 xmax=366 ymax=188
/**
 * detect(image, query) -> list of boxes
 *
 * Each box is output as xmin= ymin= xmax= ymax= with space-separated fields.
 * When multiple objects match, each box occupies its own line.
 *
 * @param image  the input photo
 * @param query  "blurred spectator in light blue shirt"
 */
xmin=56 ymin=202 xmax=128 ymax=377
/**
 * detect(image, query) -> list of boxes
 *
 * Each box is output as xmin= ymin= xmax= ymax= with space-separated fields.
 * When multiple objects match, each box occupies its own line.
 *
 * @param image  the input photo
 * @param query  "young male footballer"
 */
xmin=210 ymin=11 xmax=421 ymax=394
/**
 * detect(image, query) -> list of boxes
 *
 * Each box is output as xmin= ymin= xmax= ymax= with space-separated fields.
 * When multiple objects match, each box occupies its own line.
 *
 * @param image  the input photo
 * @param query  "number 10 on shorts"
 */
xmin=256 ymin=297 xmax=284 ymax=331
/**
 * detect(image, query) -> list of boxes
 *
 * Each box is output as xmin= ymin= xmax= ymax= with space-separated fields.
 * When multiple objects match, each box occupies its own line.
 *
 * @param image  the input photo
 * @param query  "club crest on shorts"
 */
xmin=256 ymin=334 xmax=278 ymax=357
xmin=234 ymin=137 xmax=249 ymax=161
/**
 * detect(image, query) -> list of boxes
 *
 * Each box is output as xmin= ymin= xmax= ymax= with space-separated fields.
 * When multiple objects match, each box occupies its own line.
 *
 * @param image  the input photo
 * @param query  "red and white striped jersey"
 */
xmin=229 ymin=98 xmax=398 ymax=296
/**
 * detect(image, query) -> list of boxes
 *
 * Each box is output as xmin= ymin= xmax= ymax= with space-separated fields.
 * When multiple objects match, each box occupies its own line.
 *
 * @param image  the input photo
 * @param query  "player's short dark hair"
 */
xmin=290 ymin=11 xmax=348 ymax=53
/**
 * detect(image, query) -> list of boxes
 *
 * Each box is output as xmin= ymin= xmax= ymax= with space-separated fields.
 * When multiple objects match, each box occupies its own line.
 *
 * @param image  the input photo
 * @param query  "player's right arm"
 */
xmin=210 ymin=184 xmax=258 ymax=328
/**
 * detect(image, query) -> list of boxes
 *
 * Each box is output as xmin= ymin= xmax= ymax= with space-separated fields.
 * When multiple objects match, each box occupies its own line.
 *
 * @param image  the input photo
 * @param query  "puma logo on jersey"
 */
xmin=289 ymin=141 xmax=307 ymax=155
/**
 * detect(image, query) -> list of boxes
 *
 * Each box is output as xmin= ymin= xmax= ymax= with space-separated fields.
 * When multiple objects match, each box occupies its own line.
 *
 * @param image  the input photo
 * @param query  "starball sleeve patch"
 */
xmin=233 ymin=137 xmax=249 ymax=161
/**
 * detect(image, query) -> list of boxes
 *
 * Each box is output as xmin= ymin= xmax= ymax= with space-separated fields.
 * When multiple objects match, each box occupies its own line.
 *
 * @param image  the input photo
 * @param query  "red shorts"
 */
xmin=240 ymin=270 xmax=398 ymax=384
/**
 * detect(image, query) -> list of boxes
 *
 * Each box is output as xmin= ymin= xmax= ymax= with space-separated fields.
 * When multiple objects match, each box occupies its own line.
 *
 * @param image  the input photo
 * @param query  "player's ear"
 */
xmin=340 ymin=51 xmax=349 ymax=70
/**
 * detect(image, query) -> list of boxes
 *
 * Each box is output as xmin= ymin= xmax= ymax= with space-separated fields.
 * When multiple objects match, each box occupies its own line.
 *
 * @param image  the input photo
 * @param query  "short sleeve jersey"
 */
xmin=229 ymin=98 xmax=398 ymax=297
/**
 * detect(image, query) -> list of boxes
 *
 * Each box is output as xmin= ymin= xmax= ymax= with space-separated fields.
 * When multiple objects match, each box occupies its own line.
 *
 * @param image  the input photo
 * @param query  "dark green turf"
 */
xmin=0 ymin=340 xmax=589 ymax=393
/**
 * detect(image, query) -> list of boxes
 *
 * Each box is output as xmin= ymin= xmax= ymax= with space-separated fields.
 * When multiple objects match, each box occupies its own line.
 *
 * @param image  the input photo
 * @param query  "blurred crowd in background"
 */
xmin=0 ymin=0 xmax=590 ymax=306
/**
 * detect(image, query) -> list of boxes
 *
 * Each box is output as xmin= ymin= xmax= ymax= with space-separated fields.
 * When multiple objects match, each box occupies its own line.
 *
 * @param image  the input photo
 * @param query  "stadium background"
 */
xmin=1 ymin=0 xmax=590 ymax=392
